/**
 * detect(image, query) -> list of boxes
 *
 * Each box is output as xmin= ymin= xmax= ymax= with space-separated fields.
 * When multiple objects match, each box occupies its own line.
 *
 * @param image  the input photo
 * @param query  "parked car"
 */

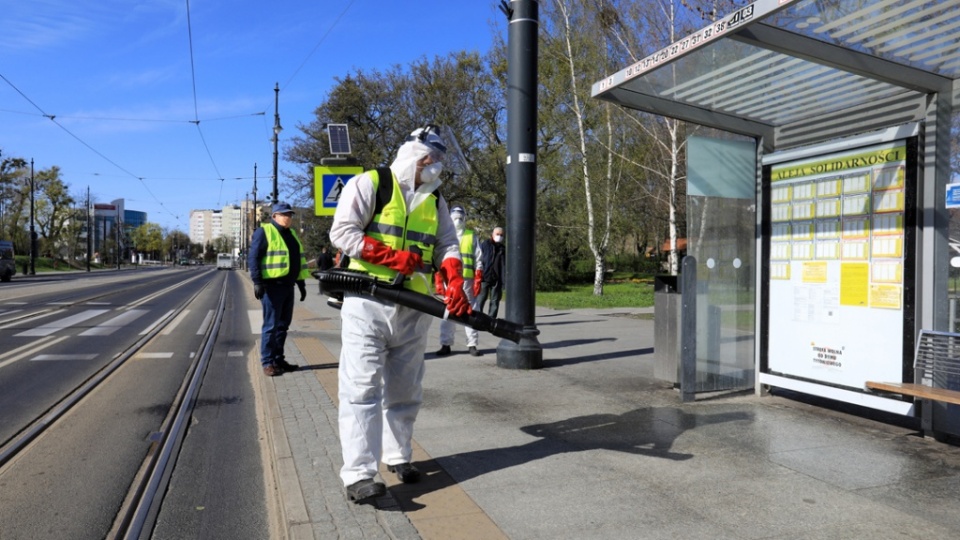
xmin=0 ymin=241 xmax=16 ymax=282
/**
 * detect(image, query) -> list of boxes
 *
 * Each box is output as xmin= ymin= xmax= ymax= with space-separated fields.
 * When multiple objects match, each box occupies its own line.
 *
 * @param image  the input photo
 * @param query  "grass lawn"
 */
xmin=537 ymin=276 xmax=655 ymax=310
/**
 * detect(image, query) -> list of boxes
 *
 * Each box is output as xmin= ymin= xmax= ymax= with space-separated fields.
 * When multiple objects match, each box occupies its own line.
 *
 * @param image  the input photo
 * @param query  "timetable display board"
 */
xmin=764 ymin=139 xmax=914 ymax=390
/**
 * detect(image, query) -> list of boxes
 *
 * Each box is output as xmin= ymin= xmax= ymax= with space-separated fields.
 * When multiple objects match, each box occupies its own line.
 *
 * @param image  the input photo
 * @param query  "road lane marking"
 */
xmin=228 ymin=351 xmax=244 ymax=357
xmin=78 ymin=309 xmax=148 ymax=336
xmin=33 ymin=354 xmax=98 ymax=361
xmin=197 ymin=309 xmax=214 ymax=335
xmin=135 ymin=352 xmax=175 ymax=359
xmin=140 ymin=310 xmax=175 ymax=335
xmin=0 ymin=309 xmax=56 ymax=330
xmin=248 ymin=310 xmax=262 ymax=335
xmin=0 ymin=336 xmax=68 ymax=369
xmin=161 ymin=310 xmax=191 ymax=335
xmin=14 ymin=309 xmax=109 ymax=337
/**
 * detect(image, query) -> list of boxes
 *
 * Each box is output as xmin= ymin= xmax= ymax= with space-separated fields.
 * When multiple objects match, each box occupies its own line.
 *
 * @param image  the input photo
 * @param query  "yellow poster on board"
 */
xmin=802 ymin=261 xmax=828 ymax=283
xmin=870 ymin=284 xmax=902 ymax=309
xmin=840 ymin=262 xmax=869 ymax=307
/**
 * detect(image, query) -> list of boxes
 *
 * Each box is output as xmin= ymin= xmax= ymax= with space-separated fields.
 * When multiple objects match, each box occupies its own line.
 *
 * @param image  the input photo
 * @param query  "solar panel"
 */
xmin=327 ymin=124 xmax=352 ymax=155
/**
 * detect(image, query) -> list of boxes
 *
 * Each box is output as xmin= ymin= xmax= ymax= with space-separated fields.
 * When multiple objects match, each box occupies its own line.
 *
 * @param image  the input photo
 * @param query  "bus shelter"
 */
xmin=592 ymin=0 xmax=960 ymax=432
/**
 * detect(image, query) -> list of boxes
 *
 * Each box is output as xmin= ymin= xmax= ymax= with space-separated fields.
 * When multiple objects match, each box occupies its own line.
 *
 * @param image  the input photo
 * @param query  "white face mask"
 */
xmin=452 ymin=215 xmax=465 ymax=230
xmin=493 ymin=234 xmax=503 ymax=243
xmin=419 ymin=161 xmax=443 ymax=184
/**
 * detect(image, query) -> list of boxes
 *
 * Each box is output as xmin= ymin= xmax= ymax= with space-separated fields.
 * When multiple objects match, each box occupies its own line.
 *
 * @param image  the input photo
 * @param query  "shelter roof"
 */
xmin=592 ymin=0 xmax=960 ymax=147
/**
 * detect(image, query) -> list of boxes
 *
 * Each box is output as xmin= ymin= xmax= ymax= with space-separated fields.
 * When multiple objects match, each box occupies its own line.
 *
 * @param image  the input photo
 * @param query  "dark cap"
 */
xmin=272 ymin=202 xmax=295 ymax=215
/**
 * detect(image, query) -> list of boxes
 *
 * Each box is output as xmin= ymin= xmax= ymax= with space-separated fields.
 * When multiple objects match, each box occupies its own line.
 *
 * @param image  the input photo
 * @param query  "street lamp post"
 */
xmin=86 ymin=186 xmax=91 ymax=272
xmin=29 ymin=159 xmax=36 ymax=275
xmin=272 ymin=82 xmax=282 ymax=204
xmin=252 ymin=163 xmax=258 ymax=230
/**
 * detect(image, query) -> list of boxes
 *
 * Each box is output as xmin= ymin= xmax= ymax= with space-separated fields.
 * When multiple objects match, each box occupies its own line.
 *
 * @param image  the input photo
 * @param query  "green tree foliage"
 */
xmin=0 ymin=158 xmax=76 ymax=259
xmin=31 ymin=166 xmax=76 ymax=257
xmin=131 ymin=223 xmax=164 ymax=261
xmin=164 ymin=229 xmax=191 ymax=262
xmin=284 ymin=51 xmax=508 ymax=237
xmin=212 ymin=234 xmax=234 ymax=254
xmin=0 ymin=153 xmax=29 ymax=252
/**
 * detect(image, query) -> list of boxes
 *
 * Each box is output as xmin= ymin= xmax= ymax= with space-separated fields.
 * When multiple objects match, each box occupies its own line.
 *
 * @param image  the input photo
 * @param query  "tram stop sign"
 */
xmin=314 ymin=165 xmax=362 ymax=216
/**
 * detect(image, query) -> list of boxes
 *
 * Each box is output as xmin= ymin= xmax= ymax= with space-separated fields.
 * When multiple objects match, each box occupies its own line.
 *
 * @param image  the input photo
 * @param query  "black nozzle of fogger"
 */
xmin=448 ymin=310 xmax=533 ymax=344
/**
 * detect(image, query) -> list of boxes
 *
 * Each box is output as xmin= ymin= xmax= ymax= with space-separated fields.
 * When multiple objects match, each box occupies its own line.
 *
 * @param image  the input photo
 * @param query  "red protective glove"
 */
xmin=472 ymin=269 xmax=482 ymax=297
xmin=434 ymin=271 xmax=445 ymax=295
xmin=360 ymin=235 xmax=422 ymax=276
xmin=438 ymin=257 xmax=471 ymax=317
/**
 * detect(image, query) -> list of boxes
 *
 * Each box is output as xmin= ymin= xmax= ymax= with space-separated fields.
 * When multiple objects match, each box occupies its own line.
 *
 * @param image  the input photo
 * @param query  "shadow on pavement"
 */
xmin=544 ymin=347 xmax=654 ymax=367
xmin=389 ymin=407 xmax=752 ymax=511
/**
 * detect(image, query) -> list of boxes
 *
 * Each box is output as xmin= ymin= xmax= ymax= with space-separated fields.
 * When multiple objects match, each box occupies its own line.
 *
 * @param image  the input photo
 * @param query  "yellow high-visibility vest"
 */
xmin=348 ymin=168 xmax=439 ymax=294
xmin=460 ymin=229 xmax=475 ymax=279
xmin=261 ymin=223 xmax=312 ymax=280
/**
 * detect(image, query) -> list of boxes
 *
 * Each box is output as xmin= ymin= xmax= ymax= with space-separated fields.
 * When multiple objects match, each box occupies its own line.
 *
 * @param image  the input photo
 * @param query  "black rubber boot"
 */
xmin=346 ymin=478 xmax=386 ymax=503
xmin=435 ymin=345 xmax=452 ymax=356
xmin=387 ymin=463 xmax=421 ymax=483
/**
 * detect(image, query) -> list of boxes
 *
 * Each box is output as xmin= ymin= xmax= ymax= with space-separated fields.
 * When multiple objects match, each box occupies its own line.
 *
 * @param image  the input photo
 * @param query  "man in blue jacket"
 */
xmin=248 ymin=202 xmax=311 ymax=376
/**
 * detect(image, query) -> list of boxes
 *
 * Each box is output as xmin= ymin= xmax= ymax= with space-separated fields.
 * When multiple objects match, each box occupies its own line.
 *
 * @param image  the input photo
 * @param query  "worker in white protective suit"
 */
xmin=435 ymin=205 xmax=483 ymax=356
xmin=329 ymin=124 xmax=470 ymax=504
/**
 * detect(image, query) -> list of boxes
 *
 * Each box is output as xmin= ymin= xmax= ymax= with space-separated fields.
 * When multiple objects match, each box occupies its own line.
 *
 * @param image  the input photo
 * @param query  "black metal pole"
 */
xmin=497 ymin=0 xmax=542 ymax=369
xmin=86 ymin=186 xmax=91 ymax=272
xmin=116 ymin=207 xmax=121 ymax=270
xmin=29 ymin=159 xmax=36 ymax=275
xmin=272 ymin=83 xmax=281 ymax=204
xmin=252 ymin=163 xmax=258 ymax=229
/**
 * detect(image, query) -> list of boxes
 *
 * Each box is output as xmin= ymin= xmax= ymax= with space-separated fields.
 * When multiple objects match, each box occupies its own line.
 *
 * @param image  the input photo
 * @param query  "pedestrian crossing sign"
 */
xmin=314 ymin=165 xmax=362 ymax=216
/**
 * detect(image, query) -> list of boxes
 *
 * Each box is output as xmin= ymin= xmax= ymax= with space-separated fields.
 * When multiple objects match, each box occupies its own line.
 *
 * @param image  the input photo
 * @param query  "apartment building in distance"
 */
xmin=189 ymin=200 xmax=262 ymax=257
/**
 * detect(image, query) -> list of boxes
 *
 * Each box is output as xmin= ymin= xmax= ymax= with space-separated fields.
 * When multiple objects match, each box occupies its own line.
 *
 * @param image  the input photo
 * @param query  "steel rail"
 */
xmin=114 ymin=273 xmax=229 ymax=539
xmin=0 ymin=272 xmax=214 ymax=468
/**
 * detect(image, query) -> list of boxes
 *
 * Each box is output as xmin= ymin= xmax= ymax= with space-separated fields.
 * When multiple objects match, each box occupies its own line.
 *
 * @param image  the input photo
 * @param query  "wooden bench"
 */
xmin=867 ymin=329 xmax=960 ymax=435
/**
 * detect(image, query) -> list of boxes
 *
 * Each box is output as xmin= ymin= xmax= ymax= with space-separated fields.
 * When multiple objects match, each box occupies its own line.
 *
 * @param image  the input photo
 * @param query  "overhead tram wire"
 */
xmin=0 ymin=72 xmax=183 ymax=226
xmin=183 ymin=0 xmax=227 ymax=206
xmin=281 ymin=0 xmax=359 ymax=91
xmin=255 ymin=0 xmax=357 ymax=205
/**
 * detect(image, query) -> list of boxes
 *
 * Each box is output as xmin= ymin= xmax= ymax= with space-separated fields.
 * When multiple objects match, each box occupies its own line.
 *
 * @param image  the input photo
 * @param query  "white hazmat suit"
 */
xmin=329 ymin=130 xmax=460 ymax=487
xmin=438 ymin=210 xmax=481 ymax=351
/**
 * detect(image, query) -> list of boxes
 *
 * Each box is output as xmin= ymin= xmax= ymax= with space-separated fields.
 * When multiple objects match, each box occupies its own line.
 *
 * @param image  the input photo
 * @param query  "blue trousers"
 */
xmin=260 ymin=283 xmax=295 ymax=367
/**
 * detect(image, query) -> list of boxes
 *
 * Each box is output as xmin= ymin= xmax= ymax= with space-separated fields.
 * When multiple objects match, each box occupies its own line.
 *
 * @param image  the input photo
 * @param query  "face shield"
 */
xmin=392 ymin=124 xmax=450 ymax=187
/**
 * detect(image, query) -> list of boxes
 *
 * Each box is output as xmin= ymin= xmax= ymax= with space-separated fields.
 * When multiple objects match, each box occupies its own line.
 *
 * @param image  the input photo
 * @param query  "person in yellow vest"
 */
xmin=330 ymin=125 xmax=469 ymax=503
xmin=435 ymin=205 xmax=483 ymax=357
xmin=248 ymin=202 xmax=311 ymax=377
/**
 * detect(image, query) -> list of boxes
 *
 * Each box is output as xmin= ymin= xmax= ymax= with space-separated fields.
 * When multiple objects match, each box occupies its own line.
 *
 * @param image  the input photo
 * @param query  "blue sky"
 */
xmin=1 ymin=0 xmax=503 ymax=232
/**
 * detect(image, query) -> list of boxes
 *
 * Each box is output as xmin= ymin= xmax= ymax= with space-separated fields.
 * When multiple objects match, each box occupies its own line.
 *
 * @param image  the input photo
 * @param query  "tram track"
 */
xmin=0 ymin=273 xmax=212 ymax=466
xmin=0 ymin=270 xmax=230 ymax=539
xmin=111 ymin=274 xmax=229 ymax=539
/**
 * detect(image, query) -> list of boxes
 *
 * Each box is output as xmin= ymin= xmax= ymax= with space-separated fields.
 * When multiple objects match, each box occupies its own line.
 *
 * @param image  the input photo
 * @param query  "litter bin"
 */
xmin=654 ymin=275 xmax=681 ymax=384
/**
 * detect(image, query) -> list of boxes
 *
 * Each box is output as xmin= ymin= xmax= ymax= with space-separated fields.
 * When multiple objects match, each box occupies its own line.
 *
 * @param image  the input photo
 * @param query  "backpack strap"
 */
xmin=373 ymin=167 xmax=393 ymax=216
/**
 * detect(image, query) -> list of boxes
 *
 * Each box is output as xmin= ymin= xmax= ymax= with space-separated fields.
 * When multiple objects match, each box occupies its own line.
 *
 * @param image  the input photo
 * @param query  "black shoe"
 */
xmin=469 ymin=346 xmax=482 ymax=357
xmin=387 ymin=462 xmax=421 ymax=483
xmin=435 ymin=345 xmax=452 ymax=356
xmin=276 ymin=359 xmax=299 ymax=372
xmin=346 ymin=478 xmax=386 ymax=503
